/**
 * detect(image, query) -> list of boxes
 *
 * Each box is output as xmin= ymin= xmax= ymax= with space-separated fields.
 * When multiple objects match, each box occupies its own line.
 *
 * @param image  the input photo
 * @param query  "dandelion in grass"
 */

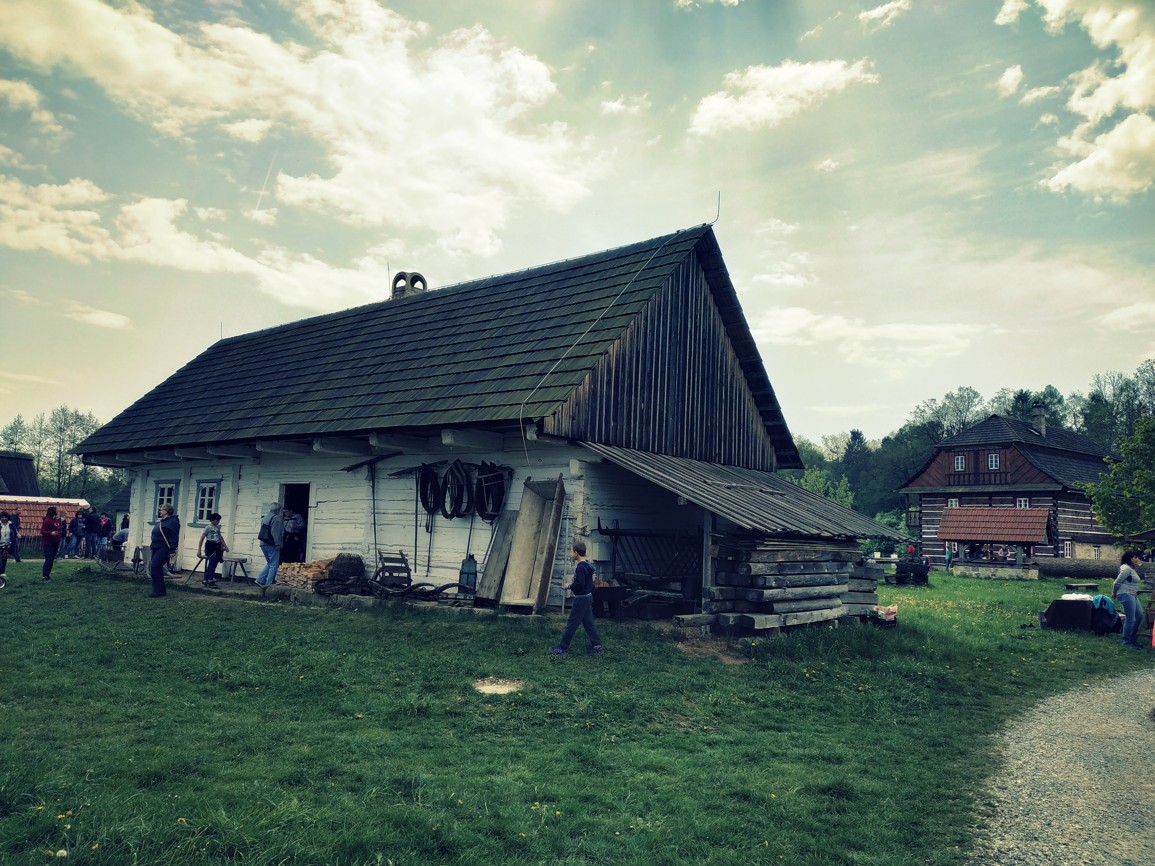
xmin=55 ymin=850 xmax=68 ymax=858
xmin=177 ymin=817 xmax=187 ymax=824
xmin=355 ymin=713 xmax=365 ymax=719
xmin=90 ymin=844 xmax=99 ymax=851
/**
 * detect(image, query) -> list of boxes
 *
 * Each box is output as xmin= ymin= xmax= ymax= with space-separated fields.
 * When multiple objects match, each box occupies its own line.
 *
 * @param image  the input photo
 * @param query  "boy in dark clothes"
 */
xmin=550 ymin=541 xmax=604 ymax=656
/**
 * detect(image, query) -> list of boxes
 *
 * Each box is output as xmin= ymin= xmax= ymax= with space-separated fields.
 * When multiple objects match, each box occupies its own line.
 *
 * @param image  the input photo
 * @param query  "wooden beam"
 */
xmin=111 ymin=453 xmax=151 ymax=465
xmin=368 ymin=432 xmax=427 ymax=451
xmin=173 ymin=447 xmax=215 ymax=460
xmin=313 ymin=436 xmax=374 ymax=456
xmin=142 ymin=450 xmax=180 ymax=463
xmin=206 ymin=444 xmax=259 ymax=459
xmin=440 ymin=428 xmax=504 ymax=451
xmin=256 ymin=440 xmax=311 ymax=456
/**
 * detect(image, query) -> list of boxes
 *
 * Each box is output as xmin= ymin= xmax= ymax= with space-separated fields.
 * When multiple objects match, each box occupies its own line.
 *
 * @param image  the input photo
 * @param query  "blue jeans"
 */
xmin=257 ymin=543 xmax=280 ymax=585
xmin=64 ymin=535 xmax=81 ymax=557
xmin=1119 ymin=593 xmax=1142 ymax=646
xmin=84 ymin=535 xmax=97 ymax=558
xmin=559 ymin=593 xmax=602 ymax=650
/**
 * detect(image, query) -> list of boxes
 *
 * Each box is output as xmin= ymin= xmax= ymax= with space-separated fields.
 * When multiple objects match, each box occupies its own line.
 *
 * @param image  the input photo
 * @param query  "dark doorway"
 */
xmin=281 ymin=483 xmax=310 ymax=563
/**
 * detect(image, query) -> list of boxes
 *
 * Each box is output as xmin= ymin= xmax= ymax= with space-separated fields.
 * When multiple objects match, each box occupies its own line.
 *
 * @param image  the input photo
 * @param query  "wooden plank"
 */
xmin=744 ymin=585 xmax=847 ymax=602
xmin=499 ymin=482 xmax=545 ymax=605
xmin=748 ymin=573 xmax=853 ymax=589
xmin=475 ymin=508 xmax=515 ymax=601
xmin=842 ymin=591 xmax=879 ymax=605
xmin=770 ymin=597 xmax=843 ymax=614
xmin=780 ymin=607 xmax=843 ymax=627
xmin=674 ymin=613 xmax=717 ymax=627
xmin=532 ymin=475 xmax=566 ymax=614
xmin=847 ymin=578 xmax=877 ymax=592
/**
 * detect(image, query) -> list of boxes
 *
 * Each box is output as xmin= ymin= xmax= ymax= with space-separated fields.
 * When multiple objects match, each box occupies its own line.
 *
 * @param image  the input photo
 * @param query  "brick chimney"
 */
xmin=1030 ymin=400 xmax=1046 ymax=437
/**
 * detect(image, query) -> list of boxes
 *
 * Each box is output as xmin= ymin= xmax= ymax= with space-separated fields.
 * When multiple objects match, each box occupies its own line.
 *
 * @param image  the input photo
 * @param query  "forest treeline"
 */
xmin=785 ymin=360 xmax=1155 ymax=538
xmin=1 ymin=407 xmax=124 ymax=504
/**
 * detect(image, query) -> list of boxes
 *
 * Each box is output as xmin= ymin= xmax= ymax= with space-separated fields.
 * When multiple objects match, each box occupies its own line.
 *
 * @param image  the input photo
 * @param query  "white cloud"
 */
xmin=1098 ymin=301 xmax=1155 ymax=332
xmin=6 ymin=288 xmax=41 ymax=305
xmin=995 ymin=0 xmax=1031 ymax=26
xmin=0 ymin=368 xmax=55 ymax=383
xmin=751 ymin=306 xmax=983 ymax=375
xmin=221 ymin=118 xmax=273 ymax=142
xmin=0 ymin=0 xmax=592 ymax=257
xmin=675 ymin=0 xmax=743 ymax=8
xmin=1020 ymin=84 xmax=1061 ymax=103
xmin=858 ymin=1 xmax=912 ymax=32
xmin=0 ymin=78 xmax=66 ymax=137
xmin=815 ymin=157 xmax=841 ymax=172
xmin=0 ymin=174 xmax=112 ymax=262
xmin=1044 ymin=111 xmax=1155 ymax=199
xmin=64 ymin=302 xmax=131 ymax=330
xmin=1020 ymin=0 xmax=1155 ymax=200
xmin=244 ymin=207 xmax=278 ymax=226
xmin=601 ymin=94 xmax=651 ymax=115
xmin=689 ymin=59 xmax=878 ymax=137
xmin=996 ymin=65 xmax=1025 ymax=97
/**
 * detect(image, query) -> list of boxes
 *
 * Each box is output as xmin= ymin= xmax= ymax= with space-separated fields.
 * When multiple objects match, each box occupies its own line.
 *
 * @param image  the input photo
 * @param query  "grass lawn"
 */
xmin=0 ymin=560 xmax=1148 ymax=865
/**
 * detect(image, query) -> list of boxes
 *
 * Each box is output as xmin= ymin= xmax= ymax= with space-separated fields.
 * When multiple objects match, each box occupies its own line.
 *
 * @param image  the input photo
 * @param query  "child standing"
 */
xmin=197 ymin=513 xmax=229 ymax=588
xmin=550 ymin=541 xmax=604 ymax=656
xmin=0 ymin=511 xmax=13 ymax=583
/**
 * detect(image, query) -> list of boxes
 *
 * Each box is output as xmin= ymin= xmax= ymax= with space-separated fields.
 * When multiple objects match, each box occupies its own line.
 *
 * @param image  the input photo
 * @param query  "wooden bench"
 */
xmin=1065 ymin=582 xmax=1099 ymax=592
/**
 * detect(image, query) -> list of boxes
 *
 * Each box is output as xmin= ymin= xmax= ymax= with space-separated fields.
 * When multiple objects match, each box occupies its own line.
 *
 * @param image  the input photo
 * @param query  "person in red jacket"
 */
xmin=40 ymin=507 xmax=63 ymax=581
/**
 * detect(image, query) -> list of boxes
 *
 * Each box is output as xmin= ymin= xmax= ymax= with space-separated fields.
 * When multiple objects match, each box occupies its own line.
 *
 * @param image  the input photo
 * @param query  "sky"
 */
xmin=0 ymin=0 xmax=1152 ymax=445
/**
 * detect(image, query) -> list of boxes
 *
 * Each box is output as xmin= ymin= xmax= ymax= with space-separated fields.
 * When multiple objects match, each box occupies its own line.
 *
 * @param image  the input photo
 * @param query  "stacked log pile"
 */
xmin=710 ymin=537 xmax=859 ymax=635
xmin=276 ymin=554 xmax=364 ymax=592
xmin=841 ymin=561 xmax=885 ymax=619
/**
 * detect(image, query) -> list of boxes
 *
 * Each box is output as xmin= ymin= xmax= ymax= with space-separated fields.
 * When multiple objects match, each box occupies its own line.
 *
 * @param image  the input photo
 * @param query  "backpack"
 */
xmin=258 ymin=521 xmax=274 ymax=545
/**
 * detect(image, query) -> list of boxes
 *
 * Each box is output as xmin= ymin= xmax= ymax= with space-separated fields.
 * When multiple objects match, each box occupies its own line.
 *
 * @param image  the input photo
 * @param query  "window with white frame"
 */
xmin=1016 ymin=497 xmax=1030 ymax=509
xmin=193 ymin=480 xmax=220 ymax=523
xmin=1063 ymin=540 xmax=1072 ymax=558
xmin=988 ymin=452 xmax=1000 ymax=470
xmin=1092 ymin=545 xmax=1101 ymax=559
xmin=947 ymin=498 xmax=959 ymax=508
xmin=953 ymin=455 xmax=966 ymax=472
xmin=153 ymin=481 xmax=179 ymax=520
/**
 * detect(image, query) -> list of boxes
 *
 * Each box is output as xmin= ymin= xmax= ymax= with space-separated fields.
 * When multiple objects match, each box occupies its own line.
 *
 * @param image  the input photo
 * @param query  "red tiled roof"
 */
xmin=0 ymin=496 xmax=92 ymax=535
xmin=937 ymin=507 xmax=1050 ymax=543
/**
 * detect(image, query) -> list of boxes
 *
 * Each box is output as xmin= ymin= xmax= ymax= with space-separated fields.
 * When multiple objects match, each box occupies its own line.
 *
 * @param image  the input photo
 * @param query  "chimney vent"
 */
xmin=391 ymin=271 xmax=427 ymax=300
xmin=1030 ymin=400 xmax=1046 ymax=437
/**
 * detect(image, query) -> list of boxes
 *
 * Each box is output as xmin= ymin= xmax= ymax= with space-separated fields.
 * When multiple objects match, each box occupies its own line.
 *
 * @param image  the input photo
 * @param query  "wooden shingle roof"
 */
xmin=76 ymin=226 xmax=799 ymax=467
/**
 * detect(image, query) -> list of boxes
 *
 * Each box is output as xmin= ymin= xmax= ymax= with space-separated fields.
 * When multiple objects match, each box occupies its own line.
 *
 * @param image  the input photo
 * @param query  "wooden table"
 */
xmin=1065 ymin=582 xmax=1099 ymax=591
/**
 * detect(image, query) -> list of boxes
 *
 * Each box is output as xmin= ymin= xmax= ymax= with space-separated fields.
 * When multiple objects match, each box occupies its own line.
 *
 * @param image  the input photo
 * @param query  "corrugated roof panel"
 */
xmin=581 ymin=443 xmax=909 ymax=542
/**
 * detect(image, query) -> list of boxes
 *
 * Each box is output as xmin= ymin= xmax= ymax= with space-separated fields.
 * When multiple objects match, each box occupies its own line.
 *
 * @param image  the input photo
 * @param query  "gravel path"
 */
xmin=966 ymin=667 xmax=1155 ymax=865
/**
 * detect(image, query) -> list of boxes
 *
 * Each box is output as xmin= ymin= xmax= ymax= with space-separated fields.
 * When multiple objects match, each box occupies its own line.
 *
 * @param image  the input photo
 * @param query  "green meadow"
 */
xmin=0 ymin=561 xmax=1145 ymax=865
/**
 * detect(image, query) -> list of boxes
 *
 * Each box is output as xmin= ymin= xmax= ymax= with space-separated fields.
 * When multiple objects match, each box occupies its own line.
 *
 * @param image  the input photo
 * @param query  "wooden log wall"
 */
xmin=708 ymin=534 xmax=863 ymax=634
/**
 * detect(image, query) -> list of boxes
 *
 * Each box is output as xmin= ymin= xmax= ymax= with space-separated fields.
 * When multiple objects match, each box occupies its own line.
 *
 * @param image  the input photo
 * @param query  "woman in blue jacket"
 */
xmin=148 ymin=504 xmax=180 ymax=598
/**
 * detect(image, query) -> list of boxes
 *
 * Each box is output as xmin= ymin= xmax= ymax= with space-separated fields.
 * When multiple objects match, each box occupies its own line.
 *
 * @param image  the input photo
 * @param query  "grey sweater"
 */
xmin=1113 ymin=563 xmax=1141 ymax=597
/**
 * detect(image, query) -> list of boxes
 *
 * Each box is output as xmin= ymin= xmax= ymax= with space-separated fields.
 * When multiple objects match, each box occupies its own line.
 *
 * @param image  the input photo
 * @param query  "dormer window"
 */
xmin=988 ymin=452 xmax=1000 ymax=470
xmin=953 ymin=455 xmax=966 ymax=472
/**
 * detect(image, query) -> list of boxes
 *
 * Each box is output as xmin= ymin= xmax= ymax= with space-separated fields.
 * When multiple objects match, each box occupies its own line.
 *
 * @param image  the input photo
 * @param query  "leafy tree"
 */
xmin=791 ymin=435 xmax=827 ymax=471
xmin=1081 ymin=415 xmax=1155 ymax=538
xmin=786 ymin=467 xmax=854 ymax=509
xmin=1 ymin=414 xmax=29 ymax=451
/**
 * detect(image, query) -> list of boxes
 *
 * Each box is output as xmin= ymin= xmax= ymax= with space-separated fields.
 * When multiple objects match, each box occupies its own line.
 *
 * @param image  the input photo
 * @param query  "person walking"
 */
xmin=148 ymin=504 xmax=180 ymax=598
xmin=0 ymin=511 xmax=14 ymax=582
xmin=255 ymin=504 xmax=284 ymax=586
xmin=1112 ymin=549 xmax=1145 ymax=649
xmin=550 ymin=541 xmax=604 ymax=656
xmin=9 ymin=509 xmax=22 ymax=562
xmin=196 ymin=513 xmax=229 ymax=587
xmin=67 ymin=510 xmax=85 ymax=559
xmin=83 ymin=507 xmax=100 ymax=558
xmin=40 ymin=507 xmax=63 ymax=581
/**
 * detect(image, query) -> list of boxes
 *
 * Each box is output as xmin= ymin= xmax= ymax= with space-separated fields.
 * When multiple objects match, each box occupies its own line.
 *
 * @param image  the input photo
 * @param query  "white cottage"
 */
xmin=76 ymin=226 xmax=905 ymax=626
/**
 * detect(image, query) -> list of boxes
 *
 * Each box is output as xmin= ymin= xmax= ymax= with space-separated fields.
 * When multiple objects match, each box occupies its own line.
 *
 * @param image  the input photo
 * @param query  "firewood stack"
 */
xmin=709 ymin=536 xmax=860 ymax=635
xmin=275 ymin=554 xmax=364 ymax=592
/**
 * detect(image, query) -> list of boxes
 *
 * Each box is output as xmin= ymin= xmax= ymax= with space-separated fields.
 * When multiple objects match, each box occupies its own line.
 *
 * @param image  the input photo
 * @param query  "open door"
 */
xmin=499 ymin=475 xmax=566 ymax=613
